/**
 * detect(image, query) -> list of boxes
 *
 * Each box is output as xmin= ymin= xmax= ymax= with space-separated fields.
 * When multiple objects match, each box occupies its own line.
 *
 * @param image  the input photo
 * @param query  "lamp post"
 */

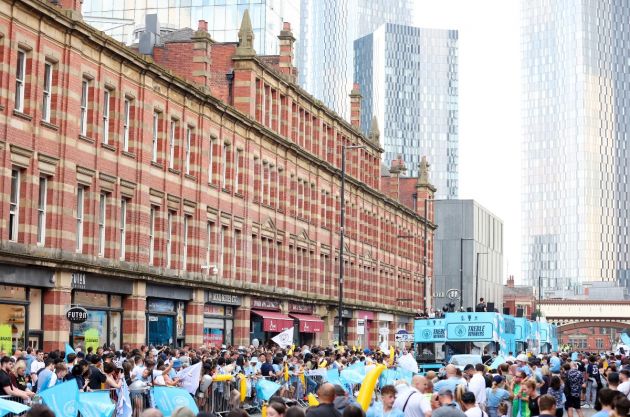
xmin=474 ymin=252 xmax=488 ymax=309
xmin=338 ymin=144 xmax=365 ymax=345
xmin=460 ymin=238 xmax=474 ymax=309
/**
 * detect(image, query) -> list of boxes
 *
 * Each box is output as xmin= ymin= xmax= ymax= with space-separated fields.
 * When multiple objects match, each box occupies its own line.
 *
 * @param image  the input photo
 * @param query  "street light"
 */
xmin=338 ymin=144 xmax=366 ymax=345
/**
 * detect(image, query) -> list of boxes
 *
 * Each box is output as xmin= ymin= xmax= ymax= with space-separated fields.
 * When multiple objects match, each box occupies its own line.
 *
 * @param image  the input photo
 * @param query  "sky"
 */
xmin=413 ymin=0 xmax=522 ymax=282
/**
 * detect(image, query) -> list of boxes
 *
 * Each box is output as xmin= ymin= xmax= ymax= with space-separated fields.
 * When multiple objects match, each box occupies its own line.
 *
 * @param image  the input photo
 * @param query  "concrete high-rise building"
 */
xmin=354 ymin=24 xmax=459 ymax=199
xmin=434 ymin=200 xmax=504 ymax=312
xmin=298 ymin=0 xmax=414 ymax=118
xmin=521 ymin=1 xmax=630 ymax=294
xmin=81 ymin=0 xmax=300 ymax=56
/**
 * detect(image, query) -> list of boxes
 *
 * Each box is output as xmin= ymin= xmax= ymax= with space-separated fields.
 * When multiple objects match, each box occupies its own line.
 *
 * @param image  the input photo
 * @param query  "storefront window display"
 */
xmin=203 ymin=305 xmax=234 ymax=347
xmin=71 ymin=292 xmax=122 ymax=350
xmin=147 ymin=299 xmax=186 ymax=347
xmin=0 ymin=286 xmax=44 ymax=351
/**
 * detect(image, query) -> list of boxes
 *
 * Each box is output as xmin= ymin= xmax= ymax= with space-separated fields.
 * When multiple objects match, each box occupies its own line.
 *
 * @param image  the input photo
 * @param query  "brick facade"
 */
xmin=0 ymin=0 xmax=435 ymax=350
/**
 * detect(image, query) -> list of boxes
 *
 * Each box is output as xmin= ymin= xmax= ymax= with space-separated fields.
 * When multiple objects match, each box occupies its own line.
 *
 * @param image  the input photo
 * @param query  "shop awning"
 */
xmin=289 ymin=313 xmax=325 ymax=333
xmin=251 ymin=310 xmax=294 ymax=332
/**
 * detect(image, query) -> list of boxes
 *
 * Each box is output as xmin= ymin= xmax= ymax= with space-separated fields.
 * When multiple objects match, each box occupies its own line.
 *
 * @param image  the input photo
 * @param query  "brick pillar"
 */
xmin=185 ymin=289 xmax=204 ymax=347
xmin=43 ymin=271 xmax=71 ymax=352
xmin=122 ymin=281 xmax=146 ymax=348
xmin=277 ymin=22 xmax=296 ymax=82
xmin=347 ymin=318 xmax=358 ymax=347
xmin=233 ymin=297 xmax=251 ymax=347
xmin=349 ymin=83 xmax=362 ymax=129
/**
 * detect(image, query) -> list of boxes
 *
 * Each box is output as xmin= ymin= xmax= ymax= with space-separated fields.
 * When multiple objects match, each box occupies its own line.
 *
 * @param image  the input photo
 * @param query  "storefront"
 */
xmin=204 ymin=291 xmax=240 ymax=347
xmin=356 ymin=310 xmax=375 ymax=348
xmin=146 ymin=284 xmax=191 ymax=347
xmin=250 ymin=299 xmax=293 ymax=346
xmin=0 ymin=264 xmax=51 ymax=351
xmin=333 ymin=308 xmax=353 ymax=345
xmin=70 ymin=272 xmax=132 ymax=351
xmin=288 ymin=302 xmax=324 ymax=346
xmin=377 ymin=312 xmax=394 ymax=347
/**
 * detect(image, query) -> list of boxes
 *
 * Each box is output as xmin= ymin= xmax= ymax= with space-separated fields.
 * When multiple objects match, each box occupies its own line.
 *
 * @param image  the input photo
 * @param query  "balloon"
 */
xmin=299 ymin=371 xmax=306 ymax=387
xmin=307 ymin=393 xmax=319 ymax=406
xmin=389 ymin=347 xmax=395 ymax=366
xmin=262 ymin=403 xmax=267 ymax=417
xmin=356 ymin=364 xmax=386 ymax=412
xmin=238 ymin=373 xmax=247 ymax=402
xmin=212 ymin=374 xmax=234 ymax=382
xmin=284 ymin=363 xmax=289 ymax=381
xmin=319 ymin=360 xmax=328 ymax=368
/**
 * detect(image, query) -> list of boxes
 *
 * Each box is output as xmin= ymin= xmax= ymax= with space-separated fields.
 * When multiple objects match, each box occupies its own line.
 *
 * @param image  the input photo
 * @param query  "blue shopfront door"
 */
xmin=148 ymin=315 xmax=174 ymax=346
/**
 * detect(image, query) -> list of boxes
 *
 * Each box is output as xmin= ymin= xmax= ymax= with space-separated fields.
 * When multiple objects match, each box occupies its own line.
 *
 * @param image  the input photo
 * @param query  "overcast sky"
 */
xmin=413 ymin=0 xmax=522 ymax=281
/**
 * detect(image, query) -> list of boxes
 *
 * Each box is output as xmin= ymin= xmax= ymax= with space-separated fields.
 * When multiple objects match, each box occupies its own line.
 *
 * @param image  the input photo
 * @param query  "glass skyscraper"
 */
xmin=297 ymin=0 xmax=414 ymax=119
xmin=521 ymin=0 xmax=630 ymax=294
xmin=81 ymin=0 xmax=300 ymax=56
xmin=354 ymin=24 xmax=459 ymax=199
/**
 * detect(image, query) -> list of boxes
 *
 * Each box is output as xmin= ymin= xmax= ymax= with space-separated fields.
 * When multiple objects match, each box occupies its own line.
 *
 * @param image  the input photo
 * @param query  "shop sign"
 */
xmin=66 ymin=306 xmax=89 ymax=324
xmin=71 ymin=272 xmax=133 ymax=294
xmin=0 ymin=324 xmax=12 ymax=353
xmin=335 ymin=308 xmax=353 ymax=319
xmin=252 ymin=299 xmax=280 ymax=311
xmin=71 ymin=273 xmax=87 ymax=289
xmin=148 ymin=299 xmax=175 ymax=313
xmin=288 ymin=303 xmax=314 ymax=314
xmin=84 ymin=328 xmax=100 ymax=351
xmin=379 ymin=326 xmax=390 ymax=336
xmin=357 ymin=311 xmax=375 ymax=321
xmin=395 ymin=330 xmax=414 ymax=342
xmin=206 ymin=291 xmax=241 ymax=306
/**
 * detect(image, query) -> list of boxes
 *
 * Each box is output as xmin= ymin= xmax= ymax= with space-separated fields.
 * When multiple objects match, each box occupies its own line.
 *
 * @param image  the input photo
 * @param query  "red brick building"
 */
xmin=0 ymin=1 xmax=435 ymax=351
xmin=503 ymin=276 xmax=536 ymax=318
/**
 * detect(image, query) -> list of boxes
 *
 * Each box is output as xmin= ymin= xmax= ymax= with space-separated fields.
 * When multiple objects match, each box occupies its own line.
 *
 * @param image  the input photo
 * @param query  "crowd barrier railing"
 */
xmin=0 ymin=395 xmax=27 ymax=417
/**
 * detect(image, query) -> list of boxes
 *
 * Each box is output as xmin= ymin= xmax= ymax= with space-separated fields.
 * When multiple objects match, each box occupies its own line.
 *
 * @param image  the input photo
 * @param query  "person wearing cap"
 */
xmin=485 ymin=375 xmax=512 ymax=417
xmin=432 ymin=389 xmax=467 ymax=417
xmin=516 ymin=355 xmax=532 ymax=377
xmin=462 ymin=392 xmax=488 ymax=417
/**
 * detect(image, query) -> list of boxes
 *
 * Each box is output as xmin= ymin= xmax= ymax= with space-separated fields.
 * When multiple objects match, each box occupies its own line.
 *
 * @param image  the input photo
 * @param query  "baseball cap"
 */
xmin=172 ymin=360 xmax=182 ymax=369
xmin=516 ymin=354 xmax=528 ymax=362
xmin=493 ymin=375 xmax=504 ymax=384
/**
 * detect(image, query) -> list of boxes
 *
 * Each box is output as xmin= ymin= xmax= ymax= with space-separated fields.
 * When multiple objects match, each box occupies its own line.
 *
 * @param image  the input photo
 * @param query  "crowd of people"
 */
xmin=0 ymin=345 xmax=629 ymax=417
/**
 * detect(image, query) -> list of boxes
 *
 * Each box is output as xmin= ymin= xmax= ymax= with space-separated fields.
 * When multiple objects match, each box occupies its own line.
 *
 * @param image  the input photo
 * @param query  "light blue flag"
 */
xmin=255 ymin=379 xmax=282 ymax=401
xmin=340 ymin=369 xmax=364 ymax=385
xmin=348 ymin=361 xmax=366 ymax=375
xmin=380 ymin=369 xmax=400 ymax=388
xmin=0 ymin=398 xmax=29 ymax=417
xmin=116 ymin=377 xmax=133 ymax=417
xmin=152 ymin=386 xmax=199 ymax=417
xmin=571 ymin=352 xmax=578 ymax=361
xmin=65 ymin=343 xmax=76 ymax=355
xmin=396 ymin=368 xmax=414 ymax=384
xmin=490 ymin=356 xmax=506 ymax=370
xmin=326 ymin=368 xmax=342 ymax=385
xmin=78 ymin=391 xmax=116 ymax=417
xmin=39 ymin=380 xmax=79 ymax=417
xmin=620 ymin=331 xmax=630 ymax=346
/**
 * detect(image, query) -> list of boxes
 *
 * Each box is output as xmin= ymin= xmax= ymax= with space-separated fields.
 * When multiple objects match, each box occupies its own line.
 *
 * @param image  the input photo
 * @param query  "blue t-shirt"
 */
xmin=433 ymin=377 xmax=465 ymax=393
xmin=486 ymin=388 xmax=511 ymax=408
xmin=591 ymin=411 xmax=609 ymax=417
xmin=367 ymin=402 xmax=405 ymax=417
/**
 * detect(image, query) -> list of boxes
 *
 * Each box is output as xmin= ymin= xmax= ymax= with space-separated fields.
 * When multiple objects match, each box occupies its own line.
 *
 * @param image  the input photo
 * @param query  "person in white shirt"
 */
xmin=617 ymin=369 xmax=630 ymax=398
xmin=393 ymin=375 xmax=432 ymax=417
xmin=30 ymin=351 xmax=45 ymax=383
xmin=468 ymin=364 xmax=488 ymax=408
xmin=463 ymin=392 xmax=488 ymax=417
xmin=131 ymin=356 xmax=145 ymax=381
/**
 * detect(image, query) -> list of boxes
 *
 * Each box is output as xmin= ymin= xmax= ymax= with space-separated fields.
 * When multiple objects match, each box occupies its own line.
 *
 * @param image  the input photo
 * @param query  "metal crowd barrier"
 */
xmin=0 ymin=395 xmax=28 ymax=417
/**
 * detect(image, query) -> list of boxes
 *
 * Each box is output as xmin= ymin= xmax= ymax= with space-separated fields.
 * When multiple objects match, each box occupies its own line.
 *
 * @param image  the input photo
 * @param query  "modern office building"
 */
xmin=521 ymin=1 xmax=630 ymax=294
xmin=433 ymin=200 xmax=504 ymax=312
xmin=354 ymin=24 xmax=459 ymax=199
xmin=81 ymin=0 xmax=300 ymax=56
xmin=298 ymin=0 xmax=414 ymax=118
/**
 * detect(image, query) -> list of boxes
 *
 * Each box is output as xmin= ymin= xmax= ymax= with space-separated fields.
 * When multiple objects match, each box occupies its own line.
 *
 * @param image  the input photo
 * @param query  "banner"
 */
xmin=271 ymin=327 xmax=294 ymax=348
xmin=84 ymin=328 xmax=100 ymax=351
xmin=78 ymin=391 xmax=116 ymax=417
xmin=340 ymin=369 xmax=364 ymax=385
xmin=116 ymin=378 xmax=133 ymax=417
xmin=152 ymin=386 xmax=199 ymax=417
xmin=397 ymin=353 xmax=419 ymax=373
xmin=325 ymin=369 xmax=342 ymax=385
xmin=0 ymin=325 xmax=12 ymax=354
xmin=0 ymin=398 xmax=29 ymax=417
xmin=176 ymin=361 xmax=202 ymax=395
xmin=39 ymin=380 xmax=79 ymax=417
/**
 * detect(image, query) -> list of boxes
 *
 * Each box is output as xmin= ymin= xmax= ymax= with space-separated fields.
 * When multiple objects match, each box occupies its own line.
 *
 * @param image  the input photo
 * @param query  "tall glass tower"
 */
xmin=81 ymin=0 xmax=300 ymax=56
xmin=298 ymin=0 xmax=414 ymax=119
xmin=521 ymin=0 xmax=630 ymax=294
xmin=354 ymin=24 xmax=459 ymax=199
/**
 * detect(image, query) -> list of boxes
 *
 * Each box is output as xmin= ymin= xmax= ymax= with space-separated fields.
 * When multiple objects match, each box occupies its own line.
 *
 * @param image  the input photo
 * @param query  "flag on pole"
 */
xmin=64 ymin=343 xmax=75 ymax=355
xmin=176 ymin=361 xmax=203 ymax=395
xmin=116 ymin=376 xmax=133 ymax=417
xmin=152 ymin=386 xmax=199 ymax=417
xmin=271 ymin=327 xmax=294 ymax=348
xmin=39 ymin=380 xmax=79 ymax=417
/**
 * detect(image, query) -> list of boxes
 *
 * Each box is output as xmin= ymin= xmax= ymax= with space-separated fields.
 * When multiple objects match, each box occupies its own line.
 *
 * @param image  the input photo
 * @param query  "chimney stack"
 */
xmin=198 ymin=20 xmax=208 ymax=32
xmin=350 ymin=83 xmax=362 ymax=129
xmin=507 ymin=275 xmax=515 ymax=288
xmin=51 ymin=0 xmax=83 ymax=19
xmin=277 ymin=22 xmax=297 ymax=82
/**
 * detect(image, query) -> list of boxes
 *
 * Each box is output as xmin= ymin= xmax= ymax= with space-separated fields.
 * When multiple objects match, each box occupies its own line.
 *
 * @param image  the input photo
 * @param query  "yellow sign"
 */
xmin=84 ymin=328 xmax=100 ymax=351
xmin=0 ymin=324 xmax=12 ymax=354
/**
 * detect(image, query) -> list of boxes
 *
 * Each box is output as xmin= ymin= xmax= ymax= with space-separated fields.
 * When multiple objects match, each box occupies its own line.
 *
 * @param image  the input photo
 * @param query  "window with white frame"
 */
xmin=221 ymin=143 xmax=229 ymax=187
xmin=149 ymin=206 xmax=156 ymax=265
xmin=166 ymin=211 xmax=173 ymax=268
xmin=205 ymin=221 xmax=213 ymax=269
xmin=119 ymin=199 xmax=127 ymax=261
xmin=37 ymin=176 xmax=47 ymax=245
xmin=183 ymin=215 xmax=190 ymax=271
xmin=102 ymin=89 xmax=111 ymax=145
xmin=152 ymin=111 xmax=159 ymax=162
xmin=234 ymin=149 xmax=241 ymax=193
xmin=219 ymin=226 xmax=225 ymax=275
xmin=80 ymin=79 xmax=89 ymax=136
xmin=122 ymin=98 xmax=131 ymax=152
xmin=15 ymin=50 xmax=26 ymax=112
xmin=208 ymin=138 xmax=215 ymax=184
xmin=9 ymin=169 xmax=20 ymax=242
xmin=98 ymin=193 xmax=107 ymax=257
xmin=42 ymin=62 xmax=53 ymax=122
xmin=76 ymin=185 xmax=84 ymax=252
xmin=169 ymin=120 xmax=177 ymax=169
xmin=185 ymin=126 xmax=192 ymax=175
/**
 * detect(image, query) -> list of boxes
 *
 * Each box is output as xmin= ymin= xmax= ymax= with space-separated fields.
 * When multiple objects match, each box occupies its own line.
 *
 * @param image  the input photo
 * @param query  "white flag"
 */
xmin=176 ymin=361 xmax=203 ymax=395
xmin=271 ymin=327 xmax=294 ymax=348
